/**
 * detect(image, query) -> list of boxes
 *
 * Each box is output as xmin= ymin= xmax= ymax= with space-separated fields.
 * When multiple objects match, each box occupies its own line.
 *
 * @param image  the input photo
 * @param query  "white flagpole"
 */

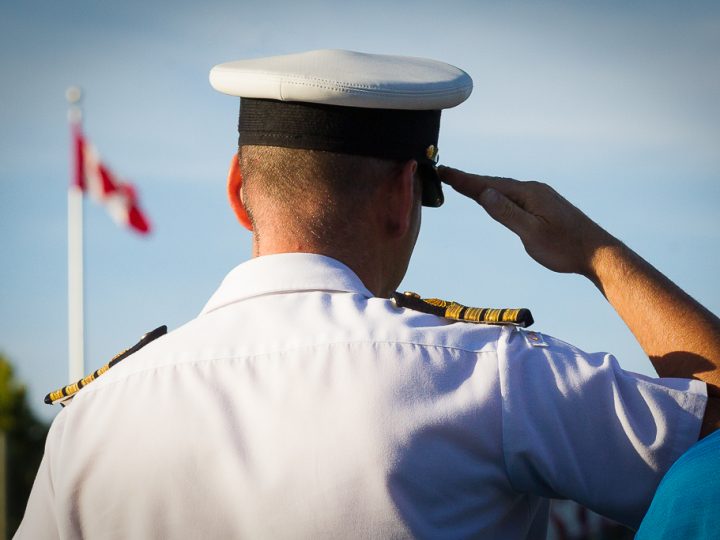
xmin=67 ymin=86 xmax=85 ymax=383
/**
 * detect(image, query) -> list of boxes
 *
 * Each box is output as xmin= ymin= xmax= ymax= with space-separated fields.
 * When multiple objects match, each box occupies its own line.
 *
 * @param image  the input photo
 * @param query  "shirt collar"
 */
xmin=201 ymin=253 xmax=374 ymax=315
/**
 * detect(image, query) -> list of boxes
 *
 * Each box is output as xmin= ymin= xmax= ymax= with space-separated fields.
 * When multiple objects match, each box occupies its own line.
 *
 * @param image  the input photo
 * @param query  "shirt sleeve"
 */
xmin=497 ymin=326 xmax=707 ymax=530
xmin=13 ymin=410 xmax=66 ymax=540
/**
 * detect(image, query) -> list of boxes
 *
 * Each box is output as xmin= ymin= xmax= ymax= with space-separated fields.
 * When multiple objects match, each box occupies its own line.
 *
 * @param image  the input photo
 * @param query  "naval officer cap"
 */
xmin=209 ymin=49 xmax=472 ymax=207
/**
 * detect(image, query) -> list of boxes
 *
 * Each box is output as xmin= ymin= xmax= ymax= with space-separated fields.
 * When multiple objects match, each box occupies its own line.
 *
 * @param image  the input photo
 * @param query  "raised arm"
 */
xmin=439 ymin=165 xmax=720 ymax=436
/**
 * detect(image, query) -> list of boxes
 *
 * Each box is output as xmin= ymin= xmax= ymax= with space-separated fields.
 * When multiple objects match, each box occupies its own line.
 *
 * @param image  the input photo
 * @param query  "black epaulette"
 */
xmin=45 ymin=325 xmax=167 ymax=407
xmin=392 ymin=291 xmax=534 ymax=328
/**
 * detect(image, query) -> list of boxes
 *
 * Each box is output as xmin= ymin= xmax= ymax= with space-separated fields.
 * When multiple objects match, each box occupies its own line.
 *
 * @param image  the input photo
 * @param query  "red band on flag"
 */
xmin=127 ymin=205 xmax=150 ymax=234
xmin=72 ymin=126 xmax=85 ymax=190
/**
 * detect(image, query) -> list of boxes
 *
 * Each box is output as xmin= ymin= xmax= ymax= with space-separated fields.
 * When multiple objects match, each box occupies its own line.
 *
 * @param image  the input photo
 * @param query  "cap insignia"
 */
xmin=425 ymin=145 xmax=439 ymax=164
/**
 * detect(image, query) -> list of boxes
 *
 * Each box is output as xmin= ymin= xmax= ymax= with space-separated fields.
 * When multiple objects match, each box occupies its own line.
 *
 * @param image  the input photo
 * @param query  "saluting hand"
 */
xmin=440 ymin=164 xmax=720 ymax=434
xmin=438 ymin=165 xmax=616 ymax=279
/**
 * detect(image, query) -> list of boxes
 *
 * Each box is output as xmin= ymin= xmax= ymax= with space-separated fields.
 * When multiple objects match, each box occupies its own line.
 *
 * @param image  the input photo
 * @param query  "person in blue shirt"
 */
xmin=636 ymin=428 xmax=720 ymax=539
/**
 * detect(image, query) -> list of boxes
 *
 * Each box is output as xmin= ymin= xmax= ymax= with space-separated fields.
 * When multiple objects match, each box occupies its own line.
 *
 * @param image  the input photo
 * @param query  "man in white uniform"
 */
xmin=16 ymin=50 xmax=720 ymax=539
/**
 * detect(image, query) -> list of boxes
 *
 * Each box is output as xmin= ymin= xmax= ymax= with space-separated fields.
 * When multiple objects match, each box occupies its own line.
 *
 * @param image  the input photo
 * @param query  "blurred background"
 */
xmin=1 ymin=0 xmax=718 ymax=537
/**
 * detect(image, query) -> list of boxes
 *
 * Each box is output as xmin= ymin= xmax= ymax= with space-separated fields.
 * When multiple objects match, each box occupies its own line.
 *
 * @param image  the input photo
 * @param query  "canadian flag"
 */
xmin=72 ymin=126 xmax=151 ymax=234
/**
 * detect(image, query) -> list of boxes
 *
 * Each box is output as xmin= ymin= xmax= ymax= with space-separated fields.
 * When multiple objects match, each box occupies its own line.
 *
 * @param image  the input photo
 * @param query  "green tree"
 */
xmin=0 ymin=353 xmax=49 ymax=538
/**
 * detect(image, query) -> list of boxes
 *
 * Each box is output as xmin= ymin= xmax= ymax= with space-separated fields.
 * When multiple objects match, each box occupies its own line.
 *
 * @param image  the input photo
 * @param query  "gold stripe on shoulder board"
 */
xmin=392 ymin=291 xmax=534 ymax=328
xmin=45 ymin=325 xmax=167 ymax=407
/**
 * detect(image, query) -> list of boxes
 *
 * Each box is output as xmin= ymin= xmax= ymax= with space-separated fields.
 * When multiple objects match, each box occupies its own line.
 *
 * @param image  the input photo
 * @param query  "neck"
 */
xmin=252 ymin=235 xmax=402 ymax=298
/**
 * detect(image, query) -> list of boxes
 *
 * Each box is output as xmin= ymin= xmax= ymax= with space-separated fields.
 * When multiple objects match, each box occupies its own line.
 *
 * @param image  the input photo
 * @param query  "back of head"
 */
xmin=211 ymin=49 xmax=473 ymax=291
xmin=239 ymin=145 xmax=403 ymax=248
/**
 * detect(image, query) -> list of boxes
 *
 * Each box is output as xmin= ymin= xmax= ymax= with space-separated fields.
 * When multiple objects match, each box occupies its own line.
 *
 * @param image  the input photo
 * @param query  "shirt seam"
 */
xmin=73 ymin=339 xmax=498 ymax=401
xmin=664 ymin=384 xmax=707 ymax=457
xmin=214 ymin=68 xmax=471 ymax=96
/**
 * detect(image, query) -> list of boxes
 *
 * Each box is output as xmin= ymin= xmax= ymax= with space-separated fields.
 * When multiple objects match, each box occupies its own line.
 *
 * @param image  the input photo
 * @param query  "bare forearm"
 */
xmin=586 ymin=237 xmax=720 ymax=437
xmin=587 ymin=240 xmax=720 ymax=394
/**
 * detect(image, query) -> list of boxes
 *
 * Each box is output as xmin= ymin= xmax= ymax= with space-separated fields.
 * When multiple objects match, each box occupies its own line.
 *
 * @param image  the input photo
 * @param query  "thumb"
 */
xmin=479 ymin=188 xmax=533 ymax=237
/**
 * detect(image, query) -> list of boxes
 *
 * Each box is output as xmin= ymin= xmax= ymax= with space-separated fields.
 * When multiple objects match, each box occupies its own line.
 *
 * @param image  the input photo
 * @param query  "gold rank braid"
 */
xmin=45 ymin=326 xmax=167 ymax=406
xmin=422 ymin=297 xmax=529 ymax=326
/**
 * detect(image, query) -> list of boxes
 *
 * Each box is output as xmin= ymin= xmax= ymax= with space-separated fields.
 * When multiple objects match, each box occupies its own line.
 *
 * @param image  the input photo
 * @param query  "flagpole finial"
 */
xmin=67 ymin=86 xmax=83 ymax=124
xmin=66 ymin=86 xmax=83 ymax=104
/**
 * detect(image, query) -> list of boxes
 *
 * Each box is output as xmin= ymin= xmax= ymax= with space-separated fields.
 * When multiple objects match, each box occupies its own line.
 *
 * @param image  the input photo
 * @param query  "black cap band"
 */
xmin=238 ymin=98 xmax=445 ymax=207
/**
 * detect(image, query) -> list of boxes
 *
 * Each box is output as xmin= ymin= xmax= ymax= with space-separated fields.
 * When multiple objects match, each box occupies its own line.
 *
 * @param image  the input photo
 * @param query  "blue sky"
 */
xmin=1 ymin=0 xmax=718 ymax=421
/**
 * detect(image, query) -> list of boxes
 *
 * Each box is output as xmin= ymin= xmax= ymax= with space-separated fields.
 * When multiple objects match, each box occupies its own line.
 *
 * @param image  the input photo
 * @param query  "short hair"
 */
xmin=238 ymin=145 xmax=404 ymax=241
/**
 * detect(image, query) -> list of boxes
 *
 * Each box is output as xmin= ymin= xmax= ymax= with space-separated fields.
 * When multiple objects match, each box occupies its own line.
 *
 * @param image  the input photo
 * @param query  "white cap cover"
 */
xmin=209 ymin=49 xmax=472 ymax=110
xmin=209 ymin=50 xmax=473 ymax=207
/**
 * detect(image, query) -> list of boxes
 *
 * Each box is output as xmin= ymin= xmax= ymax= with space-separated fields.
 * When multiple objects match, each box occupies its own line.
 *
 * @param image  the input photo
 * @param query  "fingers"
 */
xmin=439 ymin=165 xmax=535 ymax=232
xmin=478 ymin=187 xmax=534 ymax=237
xmin=438 ymin=165 xmax=524 ymax=201
xmin=437 ymin=165 xmax=487 ymax=200
xmin=439 ymin=164 xmax=614 ymax=275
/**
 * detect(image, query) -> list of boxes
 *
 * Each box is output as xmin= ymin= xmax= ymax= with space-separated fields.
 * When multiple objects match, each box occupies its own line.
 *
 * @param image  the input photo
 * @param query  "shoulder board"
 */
xmin=392 ymin=291 xmax=534 ymax=328
xmin=45 ymin=325 xmax=167 ymax=407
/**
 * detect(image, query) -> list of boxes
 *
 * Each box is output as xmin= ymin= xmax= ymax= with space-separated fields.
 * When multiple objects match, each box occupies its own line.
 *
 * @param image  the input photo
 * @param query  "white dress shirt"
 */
xmin=16 ymin=253 xmax=707 ymax=539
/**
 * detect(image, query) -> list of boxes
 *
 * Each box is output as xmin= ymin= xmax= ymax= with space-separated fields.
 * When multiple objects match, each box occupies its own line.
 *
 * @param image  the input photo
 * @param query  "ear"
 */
xmin=384 ymin=159 xmax=418 ymax=238
xmin=227 ymin=153 xmax=253 ymax=231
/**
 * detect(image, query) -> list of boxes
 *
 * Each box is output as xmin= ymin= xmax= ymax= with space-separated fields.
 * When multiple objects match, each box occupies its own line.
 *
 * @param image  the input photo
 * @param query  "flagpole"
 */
xmin=67 ymin=86 xmax=85 ymax=383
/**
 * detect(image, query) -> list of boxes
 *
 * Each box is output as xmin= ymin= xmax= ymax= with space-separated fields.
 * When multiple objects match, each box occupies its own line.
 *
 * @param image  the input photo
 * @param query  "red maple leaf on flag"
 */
xmin=72 ymin=126 xmax=151 ymax=235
